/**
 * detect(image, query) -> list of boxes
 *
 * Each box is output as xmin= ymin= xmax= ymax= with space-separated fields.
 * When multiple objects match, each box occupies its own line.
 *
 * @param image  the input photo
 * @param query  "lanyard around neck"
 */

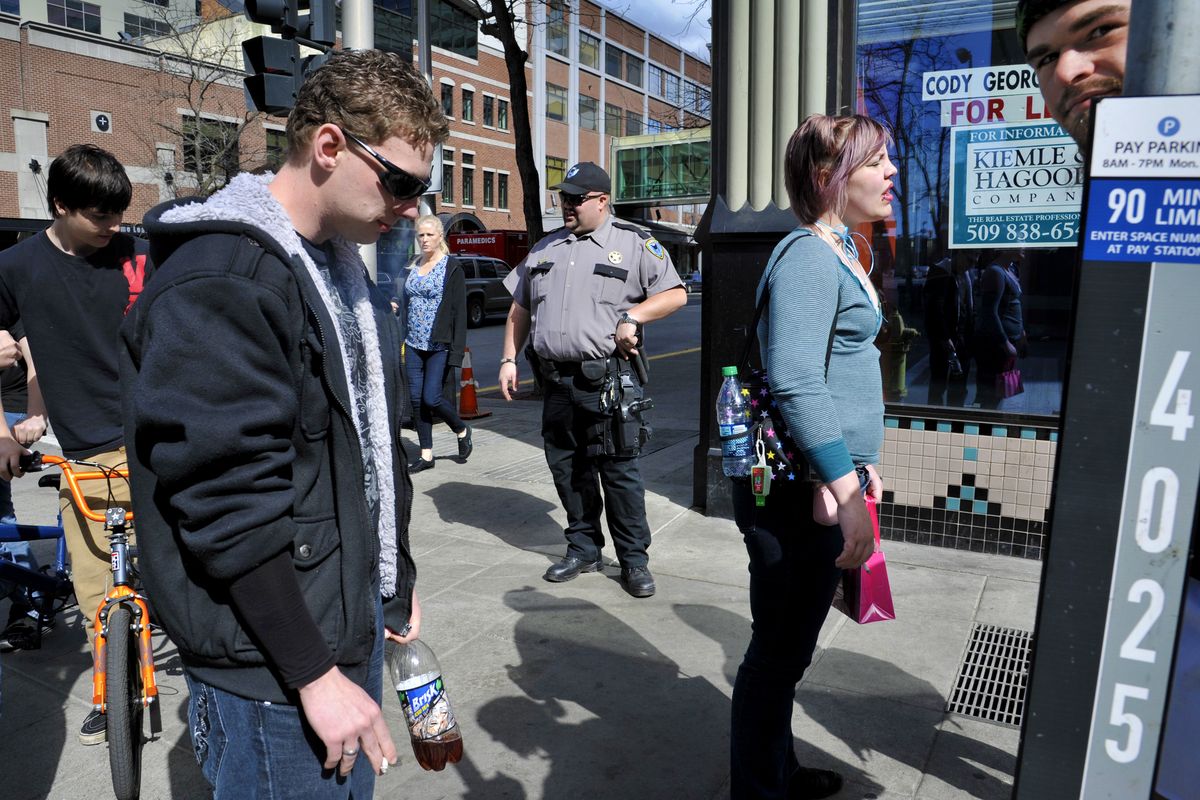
xmin=814 ymin=220 xmax=860 ymax=264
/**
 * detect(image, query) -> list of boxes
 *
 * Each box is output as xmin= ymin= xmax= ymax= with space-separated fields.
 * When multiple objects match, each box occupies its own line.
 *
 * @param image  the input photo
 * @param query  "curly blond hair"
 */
xmin=286 ymin=49 xmax=449 ymax=154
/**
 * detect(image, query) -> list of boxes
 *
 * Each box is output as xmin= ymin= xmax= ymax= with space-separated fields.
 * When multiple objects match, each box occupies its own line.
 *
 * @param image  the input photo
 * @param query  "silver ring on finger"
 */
xmin=343 ymin=747 xmax=359 ymax=757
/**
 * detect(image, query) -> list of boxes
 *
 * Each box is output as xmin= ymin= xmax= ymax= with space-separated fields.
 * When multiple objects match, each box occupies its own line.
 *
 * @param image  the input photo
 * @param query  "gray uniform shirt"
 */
xmin=504 ymin=214 xmax=683 ymax=361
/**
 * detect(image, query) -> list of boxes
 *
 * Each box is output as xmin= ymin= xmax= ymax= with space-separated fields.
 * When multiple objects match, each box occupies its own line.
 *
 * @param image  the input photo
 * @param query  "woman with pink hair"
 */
xmin=730 ymin=114 xmax=896 ymax=799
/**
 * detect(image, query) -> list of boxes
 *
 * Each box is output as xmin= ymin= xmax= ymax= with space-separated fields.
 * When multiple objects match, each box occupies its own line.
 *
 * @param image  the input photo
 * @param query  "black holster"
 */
xmin=594 ymin=357 xmax=654 ymax=458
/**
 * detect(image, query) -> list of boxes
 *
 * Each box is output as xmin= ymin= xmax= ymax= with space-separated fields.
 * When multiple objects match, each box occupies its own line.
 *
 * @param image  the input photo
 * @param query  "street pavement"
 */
xmin=0 ymin=391 xmax=1040 ymax=799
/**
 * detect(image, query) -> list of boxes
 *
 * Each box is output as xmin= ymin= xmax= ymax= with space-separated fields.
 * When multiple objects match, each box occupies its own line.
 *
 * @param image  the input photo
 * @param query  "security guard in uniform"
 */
xmin=499 ymin=162 xmax=687 ymax=597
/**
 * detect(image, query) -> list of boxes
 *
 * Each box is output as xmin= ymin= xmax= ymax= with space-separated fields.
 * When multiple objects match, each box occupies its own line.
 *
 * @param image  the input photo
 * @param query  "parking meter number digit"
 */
xmin=1105 ymin=683 xmax=1150 ymax=764
xmin=1119 ymin=579 xmax=1165 ymax=664
xmin=1148 ymin=351 xmax=1194 ymax=441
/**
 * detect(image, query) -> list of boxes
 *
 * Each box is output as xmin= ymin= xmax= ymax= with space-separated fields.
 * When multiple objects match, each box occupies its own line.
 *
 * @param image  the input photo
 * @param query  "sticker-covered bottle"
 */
xmin=388 ymin=638 xmax=464 ymax=771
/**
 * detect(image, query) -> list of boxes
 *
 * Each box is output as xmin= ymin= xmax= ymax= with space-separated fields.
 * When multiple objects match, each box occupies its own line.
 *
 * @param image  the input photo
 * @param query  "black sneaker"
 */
xmin=0 ymin=616 xmax=54 ymax=652
xmin=408 ymin=457 xmax=435 ymax=473
xmin=79 ymin=708 xmax=107 ymax=746
xmin=789 ymin=767 xmax=843 ymax=800
xmin=457 ymin=425 xmax=473 ymax=461
xmin=620 ymin=566 xmax=656 ymax=598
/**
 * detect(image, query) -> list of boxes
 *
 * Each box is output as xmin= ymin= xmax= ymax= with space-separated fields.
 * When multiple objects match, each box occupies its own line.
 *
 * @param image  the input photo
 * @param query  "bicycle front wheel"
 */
xmin=105 ymin=603 xmax=143 ymax=800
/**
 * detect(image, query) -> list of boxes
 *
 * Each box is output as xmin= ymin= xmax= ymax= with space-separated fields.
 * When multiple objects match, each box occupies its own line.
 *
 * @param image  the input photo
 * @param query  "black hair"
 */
xmin=47 ymin=144 xmax=132 ymax=218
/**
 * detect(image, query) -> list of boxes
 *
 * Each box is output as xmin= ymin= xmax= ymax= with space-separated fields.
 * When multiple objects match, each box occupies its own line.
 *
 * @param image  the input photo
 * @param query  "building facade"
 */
xmin=698 ymin=0 xmax=1069 ymax=563
xmin=0 ymin=0 xmax=711 ymax=271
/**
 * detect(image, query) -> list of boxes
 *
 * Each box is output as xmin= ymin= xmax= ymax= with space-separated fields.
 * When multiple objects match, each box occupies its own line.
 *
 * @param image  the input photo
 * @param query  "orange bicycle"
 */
xmin=21 ymin=451 xmax=160 ymax=800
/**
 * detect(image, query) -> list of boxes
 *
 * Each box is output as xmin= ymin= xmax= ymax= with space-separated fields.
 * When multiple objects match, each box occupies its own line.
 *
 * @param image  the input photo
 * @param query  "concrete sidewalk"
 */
xmin=0 ymin=396 xmax=1040 ymax=800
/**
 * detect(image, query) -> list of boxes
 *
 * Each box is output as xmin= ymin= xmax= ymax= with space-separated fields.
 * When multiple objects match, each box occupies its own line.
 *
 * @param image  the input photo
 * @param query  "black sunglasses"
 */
xmin=559 ymin=191 xmax=604 ymax=206
xmin=340 ymin=127 xmax=431 ymax=201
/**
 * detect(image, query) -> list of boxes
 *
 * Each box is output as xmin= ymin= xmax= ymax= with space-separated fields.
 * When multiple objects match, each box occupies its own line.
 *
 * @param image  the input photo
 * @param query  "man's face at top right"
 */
xmin=1024 ymin=0 xmax=1130 ymax=150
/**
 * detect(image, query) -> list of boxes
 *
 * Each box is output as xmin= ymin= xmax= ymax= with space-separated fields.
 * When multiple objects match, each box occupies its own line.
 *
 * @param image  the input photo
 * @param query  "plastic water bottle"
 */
xmin=717 ymin=365 xmax=754 ymax=477
xmin=388 ymin=638 xmax=464 ymax=771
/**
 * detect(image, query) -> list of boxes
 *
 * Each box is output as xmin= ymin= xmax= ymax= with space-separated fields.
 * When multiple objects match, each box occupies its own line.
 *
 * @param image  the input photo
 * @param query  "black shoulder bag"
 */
xmin=736 ymin=229 xmax=838 ymax=484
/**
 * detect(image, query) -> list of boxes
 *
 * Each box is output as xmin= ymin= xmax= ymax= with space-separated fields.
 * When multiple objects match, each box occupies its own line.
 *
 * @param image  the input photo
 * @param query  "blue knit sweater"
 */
xmin=756 ymin=228 xmax=884 ymax=483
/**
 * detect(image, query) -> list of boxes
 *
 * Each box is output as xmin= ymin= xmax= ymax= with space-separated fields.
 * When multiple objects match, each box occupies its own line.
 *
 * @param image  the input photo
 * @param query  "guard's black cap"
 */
xmin=551 ymin=161 xmax=611 ymax=194
xmin=1016 ymin=0 xmax=1075 ymax=52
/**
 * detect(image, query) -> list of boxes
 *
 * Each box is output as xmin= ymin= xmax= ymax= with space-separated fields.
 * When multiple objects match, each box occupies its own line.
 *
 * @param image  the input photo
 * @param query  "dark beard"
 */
xmin=1057 ymin=76 xmax=1124 ymax=154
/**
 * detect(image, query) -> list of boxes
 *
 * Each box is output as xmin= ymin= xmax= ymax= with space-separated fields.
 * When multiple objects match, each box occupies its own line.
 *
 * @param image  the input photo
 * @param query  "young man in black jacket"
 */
xmin=121 ymin=50 xmax=447 ymax=796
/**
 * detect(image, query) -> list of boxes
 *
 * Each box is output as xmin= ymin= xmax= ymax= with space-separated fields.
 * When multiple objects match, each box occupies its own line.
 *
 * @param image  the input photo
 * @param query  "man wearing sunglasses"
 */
xmin=121 ymin=50 xmax=448 ymax=797
xmin=500 ymin=161 xmax=687 ymax=598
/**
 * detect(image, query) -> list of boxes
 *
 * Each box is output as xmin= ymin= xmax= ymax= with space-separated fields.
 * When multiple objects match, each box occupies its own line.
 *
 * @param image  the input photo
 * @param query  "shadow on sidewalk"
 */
xmin=674 ymin=603 xmax=1013 ymax=798
xmin=473 ymin=587 xmax=730 ymax=799
xmin=0 ymin=605 xmax=90 ymax=800
xmin=425 ymin=481 xmax=563 ymax=553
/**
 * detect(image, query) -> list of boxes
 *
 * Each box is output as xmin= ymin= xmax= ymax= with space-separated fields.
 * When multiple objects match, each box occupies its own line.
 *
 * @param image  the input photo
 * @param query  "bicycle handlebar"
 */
xmin=20 ymin=451 xmax=133 ymax=524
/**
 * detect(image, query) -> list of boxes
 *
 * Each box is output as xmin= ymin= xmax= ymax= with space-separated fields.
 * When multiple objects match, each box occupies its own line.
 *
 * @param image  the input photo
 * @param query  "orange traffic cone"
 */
xmin=458 ymin=347 xmax=492 ymax=420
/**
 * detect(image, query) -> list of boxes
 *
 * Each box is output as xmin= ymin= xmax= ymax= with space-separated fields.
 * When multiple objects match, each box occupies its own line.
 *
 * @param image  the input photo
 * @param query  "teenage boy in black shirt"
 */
xmin=0 ymin=143 xmax=148 ymax=744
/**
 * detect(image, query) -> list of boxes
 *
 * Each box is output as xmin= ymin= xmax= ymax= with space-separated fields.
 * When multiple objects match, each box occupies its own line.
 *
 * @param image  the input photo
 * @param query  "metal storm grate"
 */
xmin=946 ymin=623 xmax=1032 ymax=727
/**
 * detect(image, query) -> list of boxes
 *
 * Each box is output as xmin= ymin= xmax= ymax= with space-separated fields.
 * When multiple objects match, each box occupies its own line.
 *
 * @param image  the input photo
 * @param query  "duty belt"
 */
xmin=538 ymin=355 xmax=619 ymax=382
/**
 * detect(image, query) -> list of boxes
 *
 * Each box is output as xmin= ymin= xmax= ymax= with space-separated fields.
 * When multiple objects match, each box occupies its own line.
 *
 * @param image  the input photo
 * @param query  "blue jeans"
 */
xmin=0 ymin=410 xmax=39 ymax=614
xmin=729 ymin=477 xmax=846 ymax=800
xmin=0 ymin=411 xmax=24 ymax=524
xmin=405 ymin=346 xmax=465 ymax=451
xmin=185 ymin=601 xmax=386 ymax=799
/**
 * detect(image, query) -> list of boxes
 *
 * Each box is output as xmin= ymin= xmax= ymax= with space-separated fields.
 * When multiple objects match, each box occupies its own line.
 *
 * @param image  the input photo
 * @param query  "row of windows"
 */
xmin=439 ymin=152 xmax=509 ymax=210
xmin=547 ymin=83 xmax=645 ymax=137
xmin=440 ymin=84 xmax=509 ymax=130
xmin=646 ymin=63 xmax=711 ymax=117
xmin=124 ymin=12 xmax=171 ymax=38
xmin=47 ymin=0 xmax=101 ymax=34
xmin=41 ymin=0 xmax=181 ymax=36
xmin=544 ymin=10 xmax=709 ymax=119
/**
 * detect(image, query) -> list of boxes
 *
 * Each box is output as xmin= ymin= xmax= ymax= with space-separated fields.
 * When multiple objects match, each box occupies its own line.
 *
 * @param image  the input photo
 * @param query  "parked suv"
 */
xmin=456 ymin=254 xmax=513 ymax=327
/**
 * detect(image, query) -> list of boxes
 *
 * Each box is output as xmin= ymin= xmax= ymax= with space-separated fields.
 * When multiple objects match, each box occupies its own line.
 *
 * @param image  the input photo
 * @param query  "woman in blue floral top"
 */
xmin=402 ymin=215 xmax=470 ymax=472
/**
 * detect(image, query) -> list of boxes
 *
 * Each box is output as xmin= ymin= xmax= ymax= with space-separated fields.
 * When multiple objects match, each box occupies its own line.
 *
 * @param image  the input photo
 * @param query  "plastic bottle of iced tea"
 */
xmin=388 ymin=638 xmax=464 ymax=771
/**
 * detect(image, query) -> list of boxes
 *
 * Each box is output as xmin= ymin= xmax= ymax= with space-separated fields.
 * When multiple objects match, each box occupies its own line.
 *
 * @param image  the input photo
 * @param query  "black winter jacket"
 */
xmin=121 ymin=196 xmax=416 ymax=704
xmin=395 ymin=255 xmax=467 ymax=367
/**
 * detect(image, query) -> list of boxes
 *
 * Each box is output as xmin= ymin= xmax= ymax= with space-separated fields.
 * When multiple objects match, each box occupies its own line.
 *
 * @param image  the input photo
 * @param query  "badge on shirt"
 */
xmin=608 ymin=250 xmax=623 ymax=265
xmin=646 ymin=238 xmax=665 ymax=259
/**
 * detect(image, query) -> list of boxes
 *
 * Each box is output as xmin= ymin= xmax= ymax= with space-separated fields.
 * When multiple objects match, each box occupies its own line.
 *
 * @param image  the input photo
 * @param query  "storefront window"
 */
xmin=856 ymin=0 xmax=1077 ymax=418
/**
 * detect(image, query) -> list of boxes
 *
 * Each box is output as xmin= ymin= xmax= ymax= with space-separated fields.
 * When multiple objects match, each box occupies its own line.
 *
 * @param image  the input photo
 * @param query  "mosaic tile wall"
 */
xmin=877 ymin=414 xmax=1059 ymax=560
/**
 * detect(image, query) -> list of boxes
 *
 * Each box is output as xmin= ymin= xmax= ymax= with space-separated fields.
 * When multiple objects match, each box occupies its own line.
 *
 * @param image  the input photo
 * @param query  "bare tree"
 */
xmin=471 ymin=0 xmax=709 ymax=241
xmin=475 ymin=0 xmax=545 ymax=242
xmin=133 ymin=3 xmax=270 ymax=198
xmin=859 ymin=36 xmax=957 ymax=268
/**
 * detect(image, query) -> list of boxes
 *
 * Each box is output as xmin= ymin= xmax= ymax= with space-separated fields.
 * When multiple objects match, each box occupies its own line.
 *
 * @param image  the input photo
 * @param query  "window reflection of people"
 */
xmin=973 ymin=251 xmax=1026 ymax=409
xmin=924 ymin=253 xmax=974 ymax=407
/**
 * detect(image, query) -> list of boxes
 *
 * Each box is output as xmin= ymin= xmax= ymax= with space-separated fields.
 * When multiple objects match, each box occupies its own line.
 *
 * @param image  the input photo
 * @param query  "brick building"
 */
xmin=0 ymin=0 xmax=710 ymax=268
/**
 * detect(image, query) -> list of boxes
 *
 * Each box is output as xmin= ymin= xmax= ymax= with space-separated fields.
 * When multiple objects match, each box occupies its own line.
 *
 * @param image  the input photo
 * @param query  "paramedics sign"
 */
xmin=926 ymin=64 xmax=1082 ymax=249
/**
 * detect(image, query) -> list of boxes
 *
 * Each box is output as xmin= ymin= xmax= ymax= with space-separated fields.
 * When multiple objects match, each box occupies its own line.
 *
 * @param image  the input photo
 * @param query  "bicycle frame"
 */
xmin=0 ymin=521 xmax=70 ymax=598
xmin=28 ymin=455 xmax=160 ymax=725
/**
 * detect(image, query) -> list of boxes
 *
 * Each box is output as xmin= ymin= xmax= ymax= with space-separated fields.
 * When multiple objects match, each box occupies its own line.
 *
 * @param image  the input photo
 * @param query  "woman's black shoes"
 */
xmin=408 ymin=457 xmax=435 ymax=473
xmin=789 ymin=767 xmax=843 ymax=799
xmin=457 ymin=425 xmax=473 ymax=461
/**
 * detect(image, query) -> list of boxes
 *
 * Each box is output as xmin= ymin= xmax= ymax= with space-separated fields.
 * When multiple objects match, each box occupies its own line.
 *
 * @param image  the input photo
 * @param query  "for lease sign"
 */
xmin=928 ymin=64 xmax=1082 ymax=248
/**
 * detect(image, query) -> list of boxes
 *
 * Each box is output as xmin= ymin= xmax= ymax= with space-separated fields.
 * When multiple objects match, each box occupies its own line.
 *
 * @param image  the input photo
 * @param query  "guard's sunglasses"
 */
xmin=559 ymin=191 xmax=604 ymax=207
xmin=340 ymin=127 xmax=431 ymax=201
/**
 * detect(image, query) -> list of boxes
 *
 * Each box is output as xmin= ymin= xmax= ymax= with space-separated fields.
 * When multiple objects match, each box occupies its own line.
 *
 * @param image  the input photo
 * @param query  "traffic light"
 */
xmin=244 ymin=0 xmax=336 ymax=47
xmin=243 ymin=36 xmax=300 ymax=116
xmin=242 ymin=0 xmax=337 ymax=115
xmin=244 ymin=0 xmax=299 ymax=34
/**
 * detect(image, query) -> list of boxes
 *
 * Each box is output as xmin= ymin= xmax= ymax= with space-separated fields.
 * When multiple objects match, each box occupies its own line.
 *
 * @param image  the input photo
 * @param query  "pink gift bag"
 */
xmin=996 ymin=357 xmax=1024 ymax=399
xmin=831 ymin=497 xmax=896 ymax=624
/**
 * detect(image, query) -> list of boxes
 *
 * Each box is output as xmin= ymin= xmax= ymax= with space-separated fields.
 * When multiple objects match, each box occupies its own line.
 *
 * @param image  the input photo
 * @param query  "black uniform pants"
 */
xmin=541 ymin=371 xmax=651 ymax=568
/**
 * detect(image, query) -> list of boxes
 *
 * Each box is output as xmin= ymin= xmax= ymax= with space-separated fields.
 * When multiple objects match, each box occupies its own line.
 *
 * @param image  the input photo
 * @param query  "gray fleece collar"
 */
xmin=160 ymin=173 xmax=400 ymax=595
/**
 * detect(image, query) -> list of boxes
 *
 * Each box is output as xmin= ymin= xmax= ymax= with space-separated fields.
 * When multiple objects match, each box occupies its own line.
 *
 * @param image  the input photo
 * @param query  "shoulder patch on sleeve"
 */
xmin=645 ymin=238 xmax=665 ymax=259
xmin=611 ymin=219 xmax=652 ymax=240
